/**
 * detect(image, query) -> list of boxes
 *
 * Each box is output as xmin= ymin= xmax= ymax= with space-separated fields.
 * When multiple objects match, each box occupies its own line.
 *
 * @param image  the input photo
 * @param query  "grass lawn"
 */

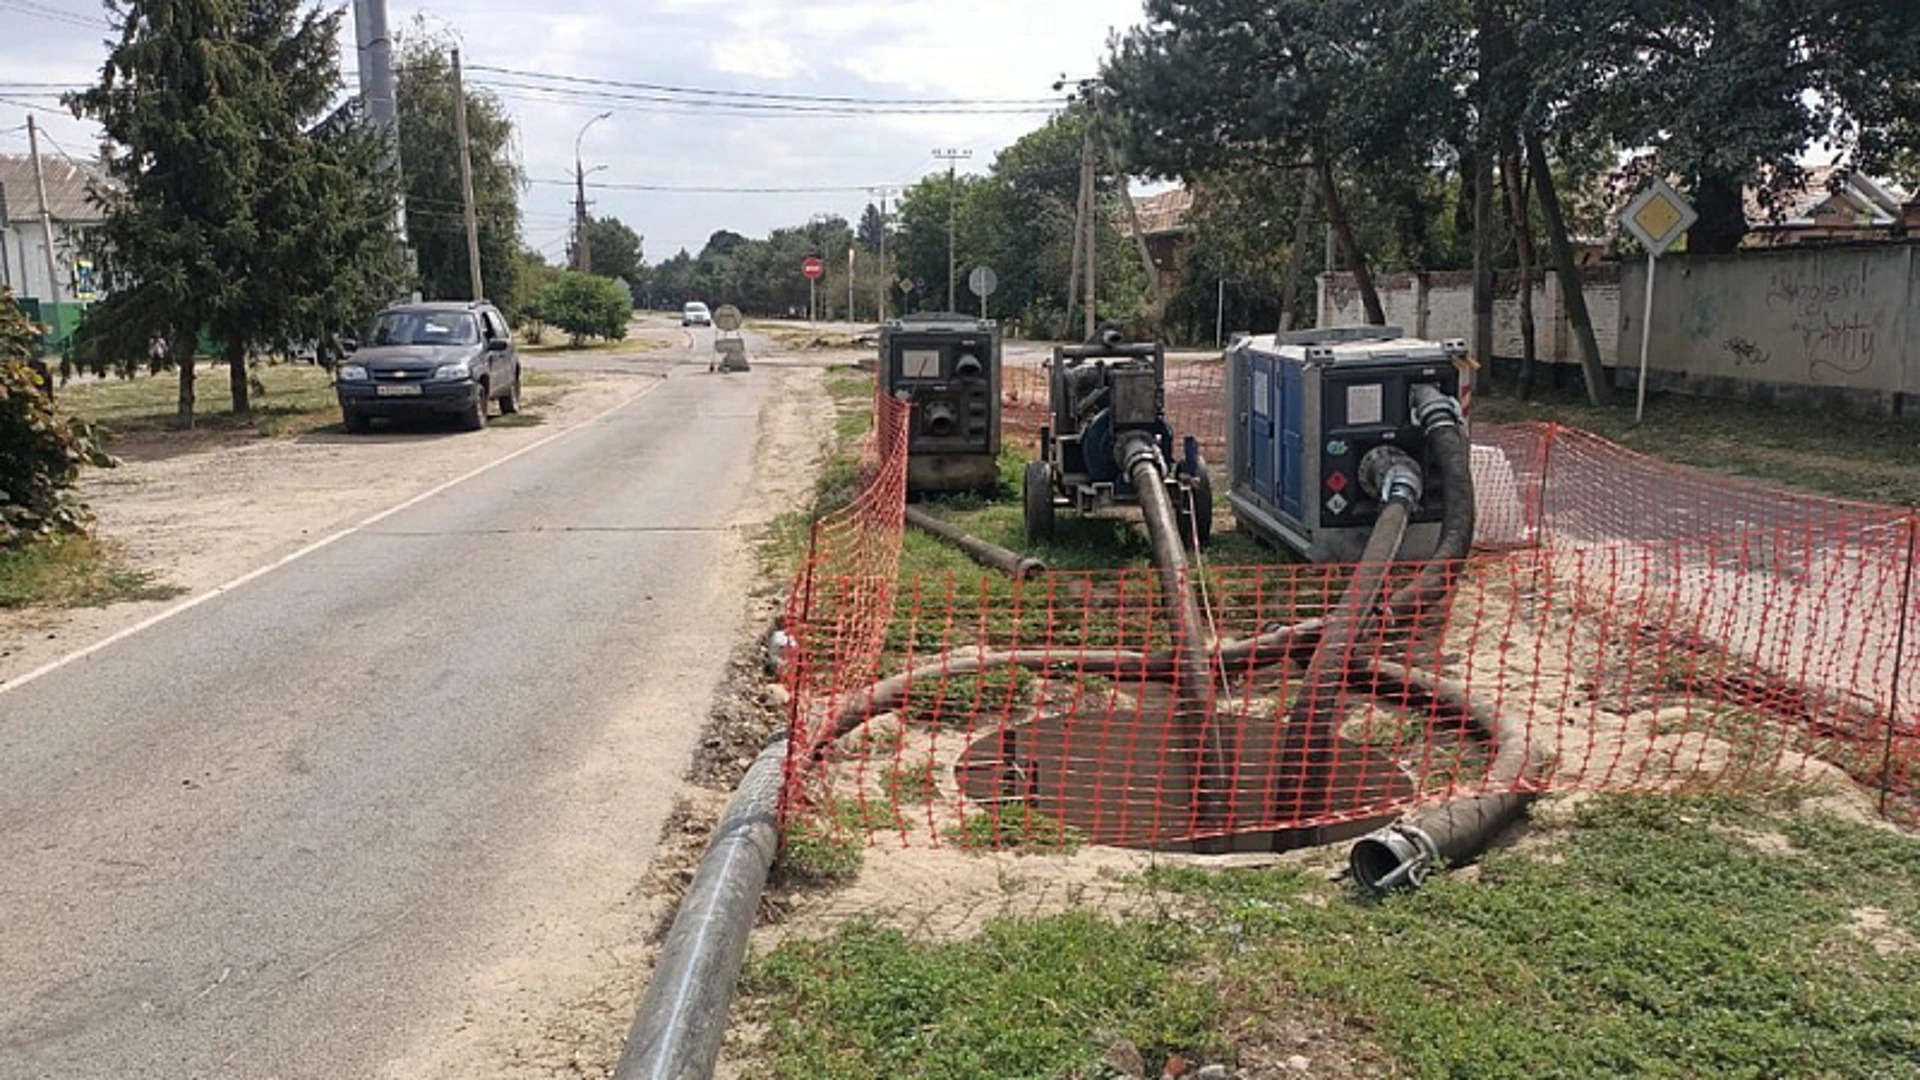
xmin=57 ymin=363 xmax=340 ymax=438
xmin=1475 ymin=377 xmax=1920 ymax=506
xmin=745 ymin=795 xmax=1920 ymax=1080
xmin=0 ymin=534 xmax=184 ymax=610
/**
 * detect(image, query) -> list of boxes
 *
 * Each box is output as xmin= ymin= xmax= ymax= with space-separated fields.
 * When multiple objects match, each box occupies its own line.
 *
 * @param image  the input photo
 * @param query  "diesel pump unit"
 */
xmin=879 ymin=313 xmax=1003 ymax=494
xmin=1227 ymin=326 xmax=1469 ymax=562
xmin=1023 ymin=330 xmax=1214 ymax=547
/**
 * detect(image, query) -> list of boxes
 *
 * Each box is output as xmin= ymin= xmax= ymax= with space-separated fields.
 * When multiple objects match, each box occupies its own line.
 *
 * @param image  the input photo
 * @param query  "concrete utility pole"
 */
xmin=847 ymin=246 xmax=855 ymax=323
xmin=26 ymin=116 xmax=61 ymax=310
xmin=932 ymin=148 xmax=970 ymax=311
xmin=1080 ymin=132 xmax=1097 ymax=340
xmin=870 ymin=186 xmax=897 ymax=322
xmin=450 ymin=49 xmax=484 ymax=301
xmin=574 ymin=112 xmax=611 ymax=272
xmin=351 ymin=0 xmax=406 ymax=255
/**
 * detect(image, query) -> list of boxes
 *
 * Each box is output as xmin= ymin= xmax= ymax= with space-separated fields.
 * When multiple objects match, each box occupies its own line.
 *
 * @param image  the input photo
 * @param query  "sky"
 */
xmin=0 ymin=0 xmax=1151 ymax=263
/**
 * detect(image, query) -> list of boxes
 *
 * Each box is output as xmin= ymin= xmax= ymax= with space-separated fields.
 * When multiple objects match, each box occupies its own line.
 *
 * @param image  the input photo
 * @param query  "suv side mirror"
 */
xmin=487 ymin=337 xmax=510 ymax=352
xmin=339 ymin=337 xmax=358 ymax=355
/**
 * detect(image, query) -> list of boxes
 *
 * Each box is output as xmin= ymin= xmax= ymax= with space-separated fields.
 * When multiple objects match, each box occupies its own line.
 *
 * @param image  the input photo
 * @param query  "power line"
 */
xmin=470 ymin=79 xmax=1054 ymax=118
xmin=0 ymin=0 xmax=107 ymax=29
xmin=465 ymin=64 xmax=1056 ymax=107
xmin=527 ymin=177 xmax=889 ymax=194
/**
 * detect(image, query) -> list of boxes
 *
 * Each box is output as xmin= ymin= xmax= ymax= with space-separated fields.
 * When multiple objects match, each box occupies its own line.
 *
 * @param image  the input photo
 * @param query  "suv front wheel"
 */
xmin=462 ymin=381 xmax=489 ymax=431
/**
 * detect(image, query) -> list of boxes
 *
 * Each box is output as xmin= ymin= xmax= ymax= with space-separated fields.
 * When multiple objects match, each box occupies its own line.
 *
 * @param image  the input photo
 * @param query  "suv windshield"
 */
xmin=371 ymin=310 xmax=479 ymax=347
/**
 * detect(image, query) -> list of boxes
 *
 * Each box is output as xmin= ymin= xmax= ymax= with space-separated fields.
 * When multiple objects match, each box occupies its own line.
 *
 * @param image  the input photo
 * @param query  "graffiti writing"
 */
xmin=1721 ymin=336 xmax=1772 ymax=368
xmin=1765 ymin=262 xmax=1871 ymax=318
xmin=1796 ymin=311 xmax=1878 ymax=380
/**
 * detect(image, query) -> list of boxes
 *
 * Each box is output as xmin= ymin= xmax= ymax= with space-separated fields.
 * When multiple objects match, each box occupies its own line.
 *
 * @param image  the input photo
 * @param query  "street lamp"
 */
xmin=573 ymin=111 xmax=612 ymax=271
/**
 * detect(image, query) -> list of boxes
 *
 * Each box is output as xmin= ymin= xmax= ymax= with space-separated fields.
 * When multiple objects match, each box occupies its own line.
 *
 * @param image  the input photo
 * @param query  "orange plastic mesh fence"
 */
xmin=1001 ymin=358 xmax=1229 ymax=466
xmin=780 ymin=413 xmax=1920 ymax=853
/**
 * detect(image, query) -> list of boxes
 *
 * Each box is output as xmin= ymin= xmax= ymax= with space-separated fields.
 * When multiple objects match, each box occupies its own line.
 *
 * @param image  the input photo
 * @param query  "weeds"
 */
xmin=0 ymin=535 xmax=184 ymax=609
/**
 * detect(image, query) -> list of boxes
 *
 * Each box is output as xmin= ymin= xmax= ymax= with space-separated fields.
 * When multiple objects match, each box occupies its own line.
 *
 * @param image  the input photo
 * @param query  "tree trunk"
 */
xmin=1315 ymin=157 xmax=1385 ymax=324
xmin=1525 ymin=131 xmax=1612 ymax=406
xmin=1502 ymin=148 xmax=1539 ymax=399
xmin=173 ymin=328 xmax=196 ymax=429
xmin=1279 ymin=172 xmax=1319 ymax=331
xmin=1471 ymin=145 xmax=1496 ymax=385
xmin=1688 ymin=172 xmax=1747 ymax=254
xmin=226 ymin=335 xmax=251 ymax=415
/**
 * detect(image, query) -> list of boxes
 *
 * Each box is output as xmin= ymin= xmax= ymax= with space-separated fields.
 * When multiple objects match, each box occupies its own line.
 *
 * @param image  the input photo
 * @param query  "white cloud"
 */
xmin=709 ymin=38 xmax=810 ymax=80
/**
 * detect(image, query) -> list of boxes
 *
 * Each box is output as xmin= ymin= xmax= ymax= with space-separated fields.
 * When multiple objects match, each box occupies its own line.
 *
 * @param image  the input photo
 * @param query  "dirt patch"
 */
xmin=1218 ymin=998 xmax=1396 ymax=1080
xmin=1849 ymin=906 xmax=1919 ymax=956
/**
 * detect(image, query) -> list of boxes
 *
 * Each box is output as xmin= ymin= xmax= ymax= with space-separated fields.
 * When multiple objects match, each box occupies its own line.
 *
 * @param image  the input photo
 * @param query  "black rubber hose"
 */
xmin=1347 ymin=663 xmax=1541 ymax=890
xmin=1275 ymin=498 xmax=1414 ymax=822
xmin=905 ymin=506 xmax=1047 ymax=579
xmin=1120 ymin=431 xmax=1231 ymax=841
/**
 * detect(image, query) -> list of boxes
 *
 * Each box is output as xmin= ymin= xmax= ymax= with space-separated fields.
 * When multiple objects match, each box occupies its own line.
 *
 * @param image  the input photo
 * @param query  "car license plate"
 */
xmin=376 ymin=384 xmax=423 ymax=397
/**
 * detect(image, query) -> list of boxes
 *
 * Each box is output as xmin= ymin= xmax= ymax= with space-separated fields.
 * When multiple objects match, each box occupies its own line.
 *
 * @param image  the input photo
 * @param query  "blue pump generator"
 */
xmin=1227 ymin=326 xmax=1469 ymax=562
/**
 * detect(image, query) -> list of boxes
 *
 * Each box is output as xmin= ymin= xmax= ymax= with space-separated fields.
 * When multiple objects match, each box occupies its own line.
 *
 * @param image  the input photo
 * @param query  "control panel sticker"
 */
xmin=902 ymin=349 xmax=942 ymax=379
xmin=1252 ymin=370 xmax=1271 ymax=417
xmin=1346 ymin=383 xmax=1384 ymax=426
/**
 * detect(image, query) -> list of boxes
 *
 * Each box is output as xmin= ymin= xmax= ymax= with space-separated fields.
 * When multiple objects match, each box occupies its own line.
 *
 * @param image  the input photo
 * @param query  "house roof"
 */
xmin=1745 ymin=165 xmax=1911 ymax=229
xmin=1129 ymin=186 xmax=1193 ymax=236
xmin=0 ymin=153 xmax=108 ymax=225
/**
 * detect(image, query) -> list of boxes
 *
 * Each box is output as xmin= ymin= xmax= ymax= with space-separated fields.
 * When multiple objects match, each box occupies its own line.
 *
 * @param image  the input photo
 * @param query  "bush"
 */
xmin=536 ymin=271 xmax=630 ymax=345
xmin=1 ymin=289 xmax=109 ymax=547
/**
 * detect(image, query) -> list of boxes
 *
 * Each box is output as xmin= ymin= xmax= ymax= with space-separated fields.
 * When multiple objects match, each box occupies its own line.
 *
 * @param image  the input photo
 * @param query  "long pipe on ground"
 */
xmin=905 ymin=505 xmax=1046 ymax=579
xmin=613 ymin=732 xmax=787 ymax=1080
xmin=1347 ymin=661 xmax=1542 ymax=890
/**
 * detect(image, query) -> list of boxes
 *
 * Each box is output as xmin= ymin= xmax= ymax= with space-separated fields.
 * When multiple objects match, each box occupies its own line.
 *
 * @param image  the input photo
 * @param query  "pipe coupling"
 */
xmin=1358 ymin=446 xmax=1424 ymax=506
xmin=1410 ymin=383 xmax=1464 ymax=432
xmin=1349 ymin=823 xmax=1440 ymax=892
xmin=1117 ymin=433 xmax=1164 ymax=479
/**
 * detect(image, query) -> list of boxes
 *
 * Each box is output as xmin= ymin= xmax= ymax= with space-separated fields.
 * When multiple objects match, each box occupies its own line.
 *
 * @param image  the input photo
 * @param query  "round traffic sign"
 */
xmin=713 ymin=304 xmax=743 ymax=332
xmin=801 ymin=257 xmax=824 ymax=280
xmin=968 ymin=265 xmax=999 ymax=298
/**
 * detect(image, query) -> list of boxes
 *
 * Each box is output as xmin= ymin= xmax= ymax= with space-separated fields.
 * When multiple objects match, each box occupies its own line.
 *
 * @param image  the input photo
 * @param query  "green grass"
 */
xmin=900 ymin=668 xmax=1036 ymax=726
xmin=943 ymin=804 xmax=1084 ymax=854
xmin=490 ymin=411 xmax=546 ymax=428
xmin=515 ymin=334 xmax=669 ymax=354
xmin=59 ymin=364 xmax=341 ymax=438
xmin=776 ymin=793 xmax=909 ymax=887
xmin=745 ymin=795 xmax=1920 ymax=1079
xmin=745 ymin=912 xmax=1216 ymax=1080
xmin=1475 ymin=378 xmax=1920 ymax=506
xmin=0 ymin=534 xmax=184 ymax=609
xmin=881 ymin=758 xmax=941 ymax=804
xmin=760 ymin=370 xmax=876 ymax=576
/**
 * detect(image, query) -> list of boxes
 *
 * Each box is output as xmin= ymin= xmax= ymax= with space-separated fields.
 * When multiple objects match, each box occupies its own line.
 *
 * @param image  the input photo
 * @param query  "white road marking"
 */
xmin=0 ymin=378 xmax=666 ymax=697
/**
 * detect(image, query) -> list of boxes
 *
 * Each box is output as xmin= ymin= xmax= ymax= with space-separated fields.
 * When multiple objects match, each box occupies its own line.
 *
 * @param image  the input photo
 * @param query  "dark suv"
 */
xmin=334 ymin=301 xmax=522 ymax=433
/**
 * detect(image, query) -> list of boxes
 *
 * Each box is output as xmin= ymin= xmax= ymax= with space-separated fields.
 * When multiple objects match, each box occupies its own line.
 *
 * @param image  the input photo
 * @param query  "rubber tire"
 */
xmin=461 ymin=382 xmax=488 ymax=432
xmin=1178 ymin=459 xmax=1214 ymax=549
xmin=342 ymin=409 xmax=369 ymax=435
xmin=1023 ymin=460 xmax=1056 ymax=542
xmin=499 ymin=366 xmax=521 ymax=414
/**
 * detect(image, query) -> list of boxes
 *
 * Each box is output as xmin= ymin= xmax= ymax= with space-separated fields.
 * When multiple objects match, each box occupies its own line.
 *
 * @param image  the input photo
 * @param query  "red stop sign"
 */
xmin=801 ymin=257 xmax=824 ymax=280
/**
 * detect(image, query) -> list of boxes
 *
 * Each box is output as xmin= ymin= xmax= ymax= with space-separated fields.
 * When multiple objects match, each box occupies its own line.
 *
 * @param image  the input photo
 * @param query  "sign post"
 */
xmin=802 ymin=256 xmax=824 ymax=324
xmin=1620 ymin=178 xmax=1698 ymax=424
xmin=967 ymin=265 xmax=998 ymax=319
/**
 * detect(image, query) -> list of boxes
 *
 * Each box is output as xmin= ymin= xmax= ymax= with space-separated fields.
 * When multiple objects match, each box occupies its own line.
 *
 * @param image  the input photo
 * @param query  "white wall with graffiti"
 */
xmin=1618 ymin=244 xmax=1915 ymax=400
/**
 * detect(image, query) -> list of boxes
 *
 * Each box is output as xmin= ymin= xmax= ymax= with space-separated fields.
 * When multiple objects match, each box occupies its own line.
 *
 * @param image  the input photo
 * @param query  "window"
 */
xmin=371 ymin=310 xmax=479 ymax=346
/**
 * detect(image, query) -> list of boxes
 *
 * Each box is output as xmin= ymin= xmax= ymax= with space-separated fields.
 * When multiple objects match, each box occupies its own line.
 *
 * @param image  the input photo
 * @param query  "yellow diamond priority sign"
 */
xmin=1621 ymin=178 xmax=1698 ymax=257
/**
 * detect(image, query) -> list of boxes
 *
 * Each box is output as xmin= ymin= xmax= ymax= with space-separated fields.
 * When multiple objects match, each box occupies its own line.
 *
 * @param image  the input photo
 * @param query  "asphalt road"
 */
xmin=0 ymin=360 xmax=779 ymax=1077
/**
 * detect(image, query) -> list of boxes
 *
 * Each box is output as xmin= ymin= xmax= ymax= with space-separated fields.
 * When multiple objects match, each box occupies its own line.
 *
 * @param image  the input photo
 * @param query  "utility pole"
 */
xmin=875 ymin=190 xmax=889 ymax=321
xmin=1056 ymin=76 xmax=1102 ymax=340
xmin=26 ymin=116 xmax=62 ymax=311
xmin=932 ymin=148 xmax=970 ymax=311
xmin=848 ymin=246 xmax=856 ymax=323
xmin=450 ymin=49 xmax=484 ymax=301
xmin=574 ymin=112 xmax=611 ymax=273
xmin=351 ymin=0 xmax=408 ymax=296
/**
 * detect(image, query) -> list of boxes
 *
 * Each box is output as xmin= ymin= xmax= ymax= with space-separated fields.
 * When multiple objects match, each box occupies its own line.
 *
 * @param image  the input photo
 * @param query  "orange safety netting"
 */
xmin=780 ymin=408 xmax=1920 ymax=853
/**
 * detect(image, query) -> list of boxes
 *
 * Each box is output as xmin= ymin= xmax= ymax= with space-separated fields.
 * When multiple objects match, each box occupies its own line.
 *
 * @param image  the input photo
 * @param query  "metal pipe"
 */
xmin=1348 ymin=662 xmax=1541 ymax=890
xmin=906 ymin=506 xmax=1046 ymax=579
xmin=613 ymin=732 xmax=788 ymax=1080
